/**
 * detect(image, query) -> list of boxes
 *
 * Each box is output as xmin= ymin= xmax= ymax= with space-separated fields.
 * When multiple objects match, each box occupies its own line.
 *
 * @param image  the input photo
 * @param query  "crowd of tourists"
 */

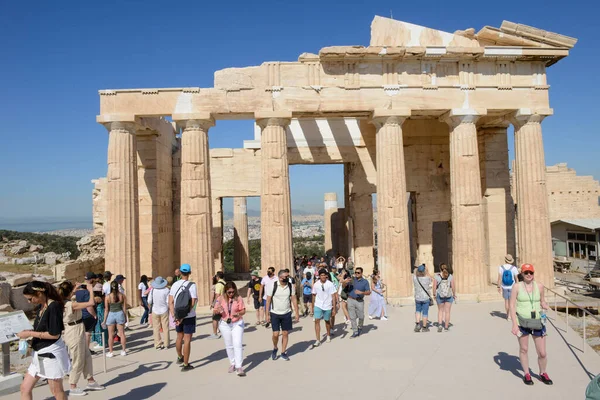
xmin=16 ymin=251 xmax=553 ymax=398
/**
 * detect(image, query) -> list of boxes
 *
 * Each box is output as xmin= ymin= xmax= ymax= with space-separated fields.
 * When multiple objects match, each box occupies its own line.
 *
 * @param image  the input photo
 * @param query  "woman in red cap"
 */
xmin=509 ymin=263 xmax=552 ymax=386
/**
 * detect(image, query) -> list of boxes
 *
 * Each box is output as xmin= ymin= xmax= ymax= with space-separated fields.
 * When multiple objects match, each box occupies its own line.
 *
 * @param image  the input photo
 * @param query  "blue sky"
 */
xmin=0 ymin=0 xmax=597 ymax=219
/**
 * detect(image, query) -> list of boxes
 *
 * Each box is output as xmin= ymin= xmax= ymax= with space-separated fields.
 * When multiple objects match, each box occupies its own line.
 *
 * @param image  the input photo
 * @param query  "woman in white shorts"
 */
xmin=18 ymin=281 xmax=71 ymax=400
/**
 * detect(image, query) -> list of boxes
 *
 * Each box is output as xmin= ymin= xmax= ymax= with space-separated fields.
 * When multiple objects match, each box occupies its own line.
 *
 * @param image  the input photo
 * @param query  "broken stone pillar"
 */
xmin=103 ymin=121 xmax=140 ymax=304
xmin=479 ymin=125 xmax=516 ymax=283
xmin=256 ymin=111 xmax=293 ymax=274
xmin=510 ymin=109 xmax=554 ymax=288
xmin=174 ymin=113 xmax=215 ymax=306
xmin=332 ymin=208 xmax=348 ymax=257
xmin=324 ymin=193 xmax=338 ymax=256
xmin=233 ymin=197 xmax=250 ymax=273
xmin=442 ymin=109 xmax=487 ymax=296
xmin=347 ymin=162 xmax=374 ymax=272
xmin=372 ymin=109 xmax=412 ymax=300
xmin=212 ymin=197 xmax=223 ymax=272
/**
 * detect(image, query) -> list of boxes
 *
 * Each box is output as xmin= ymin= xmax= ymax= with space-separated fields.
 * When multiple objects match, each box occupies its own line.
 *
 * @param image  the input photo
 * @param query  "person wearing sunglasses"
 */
xmin=213 ymin=282 xmax=247 ymax=376
xmin=343 ymin=267 xmax=371 ymax=338
xmin=509 ymin=263 xmax=552 ymax=386
xmin=310 ymin=269 xmax=338 ymax=348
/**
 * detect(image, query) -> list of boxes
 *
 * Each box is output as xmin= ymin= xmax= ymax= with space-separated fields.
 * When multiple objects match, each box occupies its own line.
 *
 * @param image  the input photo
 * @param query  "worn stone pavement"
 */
xmin=8 ymin=301 xmax=600 ymax=400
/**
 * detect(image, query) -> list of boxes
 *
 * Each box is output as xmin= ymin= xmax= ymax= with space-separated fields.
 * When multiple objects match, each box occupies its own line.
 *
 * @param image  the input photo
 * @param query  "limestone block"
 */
xmin=18 ymin=241 xmax=28 ymax=247
xmin=0 ymin=256 xmax=11 ymax=263
xmin=29 ymin=245 xmax=43 ymax=253
xmin=0 ymin=282 xmax=11 ymax=306
xmin=10 ymin=246 xmax=27 ymax=255
xmin=44 ymin=252 xmax=58 ymax=265
xmin=214 ymin=66 xmax=264 ymax=91
xmin=7 ymin=274 xmax=33 ymax=287
xmin=10 ymin=286 xmax=35 ymax=313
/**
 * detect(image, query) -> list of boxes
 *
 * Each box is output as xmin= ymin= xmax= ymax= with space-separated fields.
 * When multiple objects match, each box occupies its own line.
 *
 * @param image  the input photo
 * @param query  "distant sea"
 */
xmin=0 ymin=218 xmax=93 ymax=233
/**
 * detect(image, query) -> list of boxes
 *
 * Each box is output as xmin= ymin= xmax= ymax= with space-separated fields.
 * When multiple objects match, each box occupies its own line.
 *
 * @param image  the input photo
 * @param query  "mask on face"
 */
xmin=281 ymin=277 xmax=289 ymax=284
xmin=268 ymin=272 xmax=274 ymax=277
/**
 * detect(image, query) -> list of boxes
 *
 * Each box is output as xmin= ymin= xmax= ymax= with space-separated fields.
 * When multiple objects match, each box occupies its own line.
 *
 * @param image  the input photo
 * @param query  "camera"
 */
xmin=226 ymin=318 xmax=232 ymax=324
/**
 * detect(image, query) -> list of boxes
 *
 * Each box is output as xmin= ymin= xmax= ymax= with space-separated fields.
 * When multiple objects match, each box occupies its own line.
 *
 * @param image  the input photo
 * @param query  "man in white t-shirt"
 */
xmin=102 ymin=271 xmax=113 ymax=296
xmin=303 ymin=262 xmax=316 ymax=279
xmin=259 ymin=267 xmax=278 ymax=327
xmin=169 ymin=264 xmax=198 ymax=371
xmin=311 ymin=268 xmax=337 ymax=348
xmin=497 ymin=254 xmax=518 ymax=320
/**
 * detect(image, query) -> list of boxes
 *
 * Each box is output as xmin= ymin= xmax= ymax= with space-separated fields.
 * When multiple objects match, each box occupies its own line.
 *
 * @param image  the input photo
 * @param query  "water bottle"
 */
xmin=541 ymin=310 xmax=547 ymax=327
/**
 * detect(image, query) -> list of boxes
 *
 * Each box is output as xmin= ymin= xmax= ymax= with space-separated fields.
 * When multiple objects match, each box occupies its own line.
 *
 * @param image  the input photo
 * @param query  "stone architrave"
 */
xmin=173 ymin=113 xmax=215 ymax=307
xmin=103 ymin=121 xmax=141 ymax=304
xmin=256 ymin=111 xmax=293 ymax=274
xmin=324 ymin=193 xmax=338 ymax=256
xmin=371 ymin=109 xmax=412 ymax=300
xmin=233 ymin=197 xmax=250 ymax=273
xmin=442 ymin=108 xmax=487 ymax=296
xmin=510 ymin=109 xmax=554 ymax=288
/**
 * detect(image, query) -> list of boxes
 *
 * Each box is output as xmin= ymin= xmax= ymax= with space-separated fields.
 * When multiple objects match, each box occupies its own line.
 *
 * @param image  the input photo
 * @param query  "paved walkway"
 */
xmin=9 ymin=301 xmax=600 ymax=399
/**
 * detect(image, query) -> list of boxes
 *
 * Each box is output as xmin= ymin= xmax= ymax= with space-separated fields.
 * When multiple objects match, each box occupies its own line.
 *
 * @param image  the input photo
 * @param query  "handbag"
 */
xmin=517 ymin=314 xmax=543 ymax=330
xmin=416 ymin=277 xmax=434 ymax=306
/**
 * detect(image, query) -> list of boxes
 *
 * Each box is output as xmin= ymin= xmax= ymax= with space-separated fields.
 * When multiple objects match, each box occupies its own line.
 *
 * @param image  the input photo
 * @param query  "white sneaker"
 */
xmin=106 ymin=352 xmax=113 ymax=358
xmin=368 ymin=315 xmax=373 ymax=320
xmin=69 ymin=388 xmax=87 ymax=396
xmin=326 ymin=336 xmax=331 ymax=343
xmin=86 ymin=381 xmax=105 ymax=391
xmin=381 ymin=316 xmax=388 ymax=321
xmin=120 ymin=350 xmax=127 ymax=356
xmin=345 ymin=319 xmax=350 ymax=325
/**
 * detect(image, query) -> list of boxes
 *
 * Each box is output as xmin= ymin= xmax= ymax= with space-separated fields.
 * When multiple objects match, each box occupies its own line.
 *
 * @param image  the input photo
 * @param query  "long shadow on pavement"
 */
xmin=286 ymin=340 xmax=313 ymax=356
xmin=493 ymin=351 xmax=523 ymax=379
xmin=243 ymin=349 xmax=274 ymax=373
xmin=103 ymin=361 xmax=171 ymax=387
xmin=188 ymin=348 xmax=228 ymax=368
xmin=109 ymin=382 xmax=167 ymax=400
xmin=490 ymin=311 xmax=508 ymax=319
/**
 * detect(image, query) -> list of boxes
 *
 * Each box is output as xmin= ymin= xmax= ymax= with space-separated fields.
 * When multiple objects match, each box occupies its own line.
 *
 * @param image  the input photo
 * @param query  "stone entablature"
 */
xmin=546 ymin=164 xmax=600 ymax=221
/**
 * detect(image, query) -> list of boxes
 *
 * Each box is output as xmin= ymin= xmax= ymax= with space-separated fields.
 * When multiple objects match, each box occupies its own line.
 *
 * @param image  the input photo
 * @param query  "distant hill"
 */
xmin=224 ymin=209 xmax=318 ymax=218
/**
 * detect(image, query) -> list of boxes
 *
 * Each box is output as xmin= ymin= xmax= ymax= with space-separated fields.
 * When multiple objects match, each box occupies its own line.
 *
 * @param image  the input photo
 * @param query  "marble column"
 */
xmin=234 ymin=197 xmax=250 ymax=273
xmin=174 ymin=113 xmax=215 ymax=306
xmin=347 ymin=162 xmax=374 ymax=270
xmin=510 ymin=109 xmax=554 ymax=289
xmin=324 ymin=193 xmax=338 ymax=256
xmin=212 ymin=197 xmax=223 ymax=272
xmin=372 ymin=109 xmax=412 ymax=300
xmin=256 ymin=111 xmax=293 ymax=274
xmin=442 ymin=108 xmax=487 ymax=295
xmin=104 ymin=121 xmax=140 ymax=305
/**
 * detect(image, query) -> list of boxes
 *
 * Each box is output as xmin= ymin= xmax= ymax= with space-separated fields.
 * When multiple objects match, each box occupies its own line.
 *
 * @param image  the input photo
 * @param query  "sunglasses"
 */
xmin=226 ymin=290 xmax=235 ymax=294
xmin=355 ymin=272 xmax=362 ymax=275
xmin=523 ymin=271 xmax=534 ymax=276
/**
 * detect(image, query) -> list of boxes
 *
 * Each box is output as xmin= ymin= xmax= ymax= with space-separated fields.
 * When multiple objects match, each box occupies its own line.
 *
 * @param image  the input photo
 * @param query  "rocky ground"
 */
xmin=35 ymin=228 xmax=93 ymax=238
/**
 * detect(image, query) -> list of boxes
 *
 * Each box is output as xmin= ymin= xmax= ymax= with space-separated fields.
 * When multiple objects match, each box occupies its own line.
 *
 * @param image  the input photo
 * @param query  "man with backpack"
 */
xmin=498 ymin=254 xmax=518 ymax=320
xmin=265 ymin=270 xmax=299 ymax=361
xmin=169 ymin=263 xmax=198 ymax=371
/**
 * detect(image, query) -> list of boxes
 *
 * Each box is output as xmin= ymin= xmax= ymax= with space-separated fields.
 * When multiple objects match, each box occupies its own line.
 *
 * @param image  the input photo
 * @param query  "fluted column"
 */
xmin=324 ymin=193 xmax=338 ymax=256
xmin=442 ymin=108 xmax=487 ymax=295
xmin=256 ymin=111 xmax=293 ymax=274
xmin=371 ymin=109 xmax=412 ymax=300
xmin=104 ymin=122 xmax=140 ymax=305
xmin=174 ymin=113 xmax=215 ymax=306
xmin=212 ymin=197 xmax=223 ymax=272
xmin=233 ymin=197 xmax=250 ymax=273
xmin=510 ymin=109 xmax=554 ymax=288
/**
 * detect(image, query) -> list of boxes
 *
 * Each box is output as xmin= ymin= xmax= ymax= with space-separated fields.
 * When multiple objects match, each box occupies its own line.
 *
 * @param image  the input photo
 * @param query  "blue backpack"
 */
xmin=501 ymin=266 xmax=514 ymax=286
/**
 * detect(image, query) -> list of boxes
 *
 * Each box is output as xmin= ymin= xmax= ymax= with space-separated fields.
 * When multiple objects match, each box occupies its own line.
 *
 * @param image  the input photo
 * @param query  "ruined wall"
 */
xmin=546 ymin=163 xmax=600 ymax=221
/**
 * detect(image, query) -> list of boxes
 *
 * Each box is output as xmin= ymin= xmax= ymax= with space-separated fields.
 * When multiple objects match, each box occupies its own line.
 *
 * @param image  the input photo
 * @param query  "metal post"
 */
xmin=554 ymin=293 xmax=557 ymax=313
xmin=583 ymin=312 xmax=586 ymax=354
xmin=566 ymin=302 xmax=569 ymax=332
xmin=1 ymin=342 xmax=10 ymax=377
xmin=102 ymin=332 xmax=107 ymax=374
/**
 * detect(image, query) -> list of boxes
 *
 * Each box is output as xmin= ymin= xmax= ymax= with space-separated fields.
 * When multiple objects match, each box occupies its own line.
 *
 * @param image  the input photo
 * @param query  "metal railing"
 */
xmin=545 ymin=286 xmax=600 ymax=354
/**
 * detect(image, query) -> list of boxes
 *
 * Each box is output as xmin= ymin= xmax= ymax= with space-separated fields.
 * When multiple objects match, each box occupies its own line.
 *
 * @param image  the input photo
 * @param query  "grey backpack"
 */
xmin=174 ymin=281 xmax=194 ymax=320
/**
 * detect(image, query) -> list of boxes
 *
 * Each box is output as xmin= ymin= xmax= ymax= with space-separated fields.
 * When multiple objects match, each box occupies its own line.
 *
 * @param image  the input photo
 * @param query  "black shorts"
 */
xmin=270 ymin=312 xmax=293 ymax=332
xmin=175 ymin=317 xmax=196 ymax=335
xmin=253 ymin=297 xmax=261 ymax=310
xmin=303 ymin=294 xmax=312 ymax=304
xmin=212 ymin=313 xmax=222 ymax=321
xmin=83 ymin=317 xmax=96 ymax=333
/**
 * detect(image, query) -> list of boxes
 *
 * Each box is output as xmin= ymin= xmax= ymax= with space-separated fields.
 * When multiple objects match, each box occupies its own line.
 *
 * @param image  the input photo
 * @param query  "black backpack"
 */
xmin=174 ymin=281 xmax=195 ymax=320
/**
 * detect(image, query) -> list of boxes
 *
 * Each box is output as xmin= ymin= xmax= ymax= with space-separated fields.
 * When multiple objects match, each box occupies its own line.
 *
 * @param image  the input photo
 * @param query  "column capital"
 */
xmin=440 ymin=108 xmax=487 ymax=128
xmin=173 ymin=113 xmax=215 ymax=131
xmin=370 ymin=108 xmax=411 ymax=128
xmin=97 ymin=114 xmax=140 ymax=133
xmin=255 ymin=110 xmax=292 ymax=129
xmin=509 ymin=108 xmax=553 ymax=128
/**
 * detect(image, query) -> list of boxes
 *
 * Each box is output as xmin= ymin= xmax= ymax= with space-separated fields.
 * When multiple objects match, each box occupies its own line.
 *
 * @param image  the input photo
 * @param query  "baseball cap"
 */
xmin=103 ymin=271 xmax=113 ymax=279
xmin=251 ymin=270 xmax=260 ymax=277
xmin=521 ymin=264 xmax=535 ymax=273
xmin=115 ymin=274 xmax=126 ymax=282
xmin=417 ymin=264 xmax=426 ymax=273
xmin=85 ymin=272 xmax=96 ymax=280
xmin=180 ymin=264 xmax=191 ymax=274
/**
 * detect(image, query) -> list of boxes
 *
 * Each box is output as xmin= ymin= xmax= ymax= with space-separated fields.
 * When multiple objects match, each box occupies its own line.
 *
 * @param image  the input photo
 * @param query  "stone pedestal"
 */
xmin=104 ymin=122 xmax=140 ymax=305
xmin=174 ymin=113 xmax=215 ymax=306
xmin=233 ymin=197 xmax=250 ymax=273
xmin=511 ymin=109 xmax=554 ymax=288
xmin=372 ymin=109 xmax=412 ymax=300
xmin=347 ymin=162 xmax=374 ymax=271
xmin=256 ymin=111 xmax=293 ymax=274
xmin=324 ymin=193 xmax=338 ymax=256
xmin=212 ymin=197 xmax=223 ymax=272
xmin=442 ymin=109 xmax=487 ymax=295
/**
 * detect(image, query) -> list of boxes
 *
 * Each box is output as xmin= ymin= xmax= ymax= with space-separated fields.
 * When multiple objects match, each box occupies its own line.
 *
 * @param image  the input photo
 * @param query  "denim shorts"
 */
xmin=415 ymin=300 xmax=430 ymax=317
xmin=314 ymin=307 xmax=332 ymax=321
xmin=502 ymin=288 xmax=512 ymax=300
xmin=106 ymin=310 xmax=126 ymax=326
xmin=436 ymin=294 xmax=454 ymax=304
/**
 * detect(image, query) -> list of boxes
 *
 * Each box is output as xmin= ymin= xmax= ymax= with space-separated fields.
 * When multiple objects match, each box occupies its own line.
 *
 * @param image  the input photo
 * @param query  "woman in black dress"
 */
xmin=18 ymin=281 xmax=71 ymax=400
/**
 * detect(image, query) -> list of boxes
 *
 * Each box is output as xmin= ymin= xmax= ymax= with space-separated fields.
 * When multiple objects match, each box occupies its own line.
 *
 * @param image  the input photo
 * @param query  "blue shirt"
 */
xmin=348 ymin=277 xmax=370 ymax=301
xmin=301 ymin=278 xmax=312 ymax=295
xmin=75 ymin=288 xmax=94 ymax=319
